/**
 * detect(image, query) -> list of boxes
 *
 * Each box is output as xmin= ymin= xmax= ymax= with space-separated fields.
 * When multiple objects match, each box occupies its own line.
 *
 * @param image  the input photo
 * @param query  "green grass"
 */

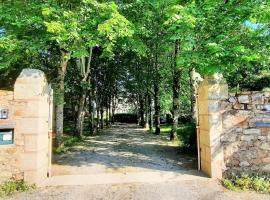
xmin=147 ymin=123 xmax=197 ymax=152
xmin=0 ymin=180 xmax=35 ymax=197
xmin=53 ymin=135 xmax=82 ymax=154
xmin=223 ymin=174 xmax=270 ymax=193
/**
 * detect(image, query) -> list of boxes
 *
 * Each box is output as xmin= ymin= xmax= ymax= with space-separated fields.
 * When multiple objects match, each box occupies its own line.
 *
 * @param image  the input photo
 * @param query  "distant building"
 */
xmin=115 ymin=96 xmax=135 ymax=114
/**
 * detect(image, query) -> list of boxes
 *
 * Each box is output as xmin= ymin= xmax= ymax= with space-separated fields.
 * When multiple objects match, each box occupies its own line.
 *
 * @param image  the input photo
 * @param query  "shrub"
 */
xmin=177 ymin=123 xmax=197 ymax=152
xmin=0 ymin=180 xmax=35 ymax=197
xmin=53 ymin=135 xmax=82 ymax=154
xmin=222 ymin=173 xmax=270 ymax=193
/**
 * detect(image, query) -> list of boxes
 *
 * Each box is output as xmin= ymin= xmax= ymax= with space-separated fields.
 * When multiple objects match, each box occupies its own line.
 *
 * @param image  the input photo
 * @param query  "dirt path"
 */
xmin=52 ymin=123 xmax=197 ymax=176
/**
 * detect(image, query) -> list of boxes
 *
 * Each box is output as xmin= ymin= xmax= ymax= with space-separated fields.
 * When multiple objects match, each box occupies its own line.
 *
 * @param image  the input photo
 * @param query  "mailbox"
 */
xmin=0 ymin=129 xmax=14 ymax=145
xmin=0 ymin=109 xmax=9 ymax=119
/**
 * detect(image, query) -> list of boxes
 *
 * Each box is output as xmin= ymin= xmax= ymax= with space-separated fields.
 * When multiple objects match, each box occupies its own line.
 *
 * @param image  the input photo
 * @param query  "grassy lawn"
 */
xmin=147 ymin=123 xmax=197 ymax=152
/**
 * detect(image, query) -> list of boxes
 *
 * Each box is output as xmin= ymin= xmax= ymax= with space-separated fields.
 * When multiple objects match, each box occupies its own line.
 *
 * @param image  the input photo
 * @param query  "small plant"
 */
xmin=0 ymin=180 xmax=35 ymax=197
xmin=64 ymin=136 xmax=81 ymax=147
xmin=53 ymin=135 xmax=82 ymax=154
xmin=222 ymin=173 xmax=270 ymax=193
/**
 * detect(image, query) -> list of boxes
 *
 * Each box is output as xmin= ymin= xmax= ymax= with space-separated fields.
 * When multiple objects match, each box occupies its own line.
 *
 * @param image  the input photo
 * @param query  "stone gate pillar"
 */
xmin=197 ymin=74 xmax=228 ymax=179
xmin=13 ymin=69 xmax=51 ymax=184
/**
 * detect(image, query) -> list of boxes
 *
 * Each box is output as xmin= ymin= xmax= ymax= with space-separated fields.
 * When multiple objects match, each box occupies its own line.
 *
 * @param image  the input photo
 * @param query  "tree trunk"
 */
xmin=100 ymin=105 xmax=104 ymax=129
xmin=55 ymin=50 xmax=70 ymax=147
xmin=171 ymin=39 xmax=181 ymax=141
xmin=75 ymin=48 xmax=93 ymax=136
xmin=96 ymin=102 xmax=100 ymax=132
xmin=145 ymin=94 xmax=149 ymax=129
xmin=139 ymin=94 xmax=145 ymax=127
xmin=108 ymin=98 xmax=112 ymax=125
xmin=112 ymin=96 xmax=116 ymax=124
xmin=154 ymin=83 xmax=160 ymax=135
xmin=154 ymin=52 xmax=161 ymax=135
xmin=106 ymin=105 xmax=109 ymax=127
xmin=88 ymin=94 xmax=94 ymax=135
xmin=75 ymin=92 xmax=86 ymax=137
xmin=148 ymin=94 xmax=153 ymax=133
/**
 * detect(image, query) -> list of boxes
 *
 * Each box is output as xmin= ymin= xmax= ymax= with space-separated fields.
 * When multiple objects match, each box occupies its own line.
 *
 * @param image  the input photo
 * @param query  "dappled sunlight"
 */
xmin=52 ymin=124 xmax=198 ymax=176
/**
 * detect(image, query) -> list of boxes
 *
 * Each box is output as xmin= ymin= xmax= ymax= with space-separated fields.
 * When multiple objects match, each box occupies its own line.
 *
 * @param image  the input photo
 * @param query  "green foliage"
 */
xmin=1 ymin=0 xmax=270 ymax=151
xmin=53 ymin=135 xmax=82 ymax=154
xmin=0 ymin=180 xmax=35 ymax=197
xmin=223 ymin=174 xmax=270 ymax=193
xmin=177 ymin=123 xmax=196 ymax=152
xmin=151 ymin=123 xmax=196 ymax=152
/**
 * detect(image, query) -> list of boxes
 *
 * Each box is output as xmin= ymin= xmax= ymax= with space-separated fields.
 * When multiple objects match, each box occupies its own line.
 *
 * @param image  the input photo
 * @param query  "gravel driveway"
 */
xmin=4 ymin=124 xmax=269 ymax=200
xmin=52 ymin=123 xmax=197 ymax=176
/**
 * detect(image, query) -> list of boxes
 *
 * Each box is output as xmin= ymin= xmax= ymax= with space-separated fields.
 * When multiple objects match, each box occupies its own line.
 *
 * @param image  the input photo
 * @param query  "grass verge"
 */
xmin=53 ymin=135 xmax=82 ymax=154
xmin=222 ymin=174 xmax=270 ymax=193
xmin=0 ymin=180 xmax=35 ymax=197
xmin=146 ymin=123 xmax=197 ymax=152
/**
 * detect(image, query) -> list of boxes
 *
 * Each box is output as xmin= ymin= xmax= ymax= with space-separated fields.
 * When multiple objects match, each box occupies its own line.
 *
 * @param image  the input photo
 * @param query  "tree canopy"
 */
xmin=1 ymin=0 xmax=269 ymax=143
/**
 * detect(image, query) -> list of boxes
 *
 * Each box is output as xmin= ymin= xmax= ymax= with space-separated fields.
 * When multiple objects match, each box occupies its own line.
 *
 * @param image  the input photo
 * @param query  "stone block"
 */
xmin=24 ymin=134 xmax=48 ymax=152
xmin=208 ymin=84 xmax=229 ymax=100
xmin=208 ymin=113 xmax=222 ymax=132
xmin=258 ymin=136 xmax=267 ymax=140
xmin=262 ymin=164 xmax=270 ymax=172
xmin=241 ymin=135 xmax=255 ymax=141
xmin=201 ymin=159 xmax=211 ymax=177
xmin=243 ymin=129 xmax=261 ymax=135
xmin=260 ymin=143 xmax=270 ymax=151
xmin=223 ymin=115 xmax=247 ymax=130
xmin=233 ymin=103 xmax=243 ymax=110
xmin=200 ymin=145 xmax=212 ymax=164
xmin=221 ymin=134 xmax=237 ymax=143
xmin=16 ymin=117 xmax=48 ymax=135
xmin=19 ymin=151 xmax=48 ymax=171
xmin=200 ymin=130 xmax=210 ymax=147
xmin=198 ymin=75 xmax=228 ymax=101
xmin=251 ymin=93 xmax=264 ymax=103
xmin=262 ymin=157 xmax=270 ymax=164
xmin=198 ymin=100 xmax=209 ymax=115
xmin=208 ymin=100 xmax=221 ymax=113
xmin=256 ymin=104 xmax=264 ymax=110
xmin=198 ymin=86 xmax=209 ymax=101
xmin=237 ymin=95 xmax=250 ymax=104
xmin=240 ymin=161 xmax=250 ymax=167
xmin=236 ymin=110 xmax=253 ymax=117
xmin=14 ymin=69 xmax=49 ymax=101
xmin=267 ymin=135 xmax=270 ymax=142
xmin=235 ymin=128 xmax=243 ymax=133
xmin=14 ymin=100 xmax=49 ymax=118
xmin=199 ymin=115 xmax=209 ymax=131
xmin=261 ymin=128 xmax=270 ymax=136
xmin=228 ymin=96 xmax=237 ymax=104
xmin=24 ymin=166 xmax=48 ymax=184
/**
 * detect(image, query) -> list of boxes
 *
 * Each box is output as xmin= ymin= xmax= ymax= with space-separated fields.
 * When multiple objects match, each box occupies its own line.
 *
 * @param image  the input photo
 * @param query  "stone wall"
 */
xmin=0 ymin=69 xmax=53 ymax=184
xmin=0 ymin=90 xmax=24 ymax=183
xmin=221 ymin=91 xmax=270 ymax=174
xmin=197 ymin=75 xmax=270 ymax=178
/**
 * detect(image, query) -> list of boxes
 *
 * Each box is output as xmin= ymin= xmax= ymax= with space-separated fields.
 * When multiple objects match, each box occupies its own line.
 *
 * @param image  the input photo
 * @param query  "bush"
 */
xmin=223 ymin=173 xmax=270 ymax=193
xmin=157 ymin=123 xmax=197 ymax=153
xmin=53 ymin=135 xmax=82 ymax=154
xmin=0 ymin=180 xmax=35 ymax=197
xmin=177 ymin=123 xmax=197 ymax=152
